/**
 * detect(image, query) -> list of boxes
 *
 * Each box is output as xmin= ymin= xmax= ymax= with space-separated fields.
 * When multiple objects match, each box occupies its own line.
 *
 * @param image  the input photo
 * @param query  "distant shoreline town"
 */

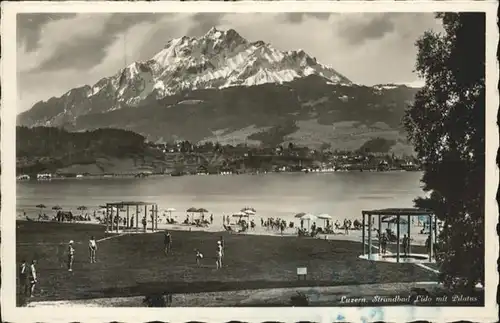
xmin=17 ymin=137 xmax=421 ymax=181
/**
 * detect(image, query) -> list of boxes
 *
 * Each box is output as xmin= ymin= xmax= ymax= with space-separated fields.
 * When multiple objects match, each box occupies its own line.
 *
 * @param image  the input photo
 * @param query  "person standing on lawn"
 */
xmin=195 ymin=249 xmax=203 ymax=266
xmin=164 ymin=231 xmax=172 ymax=255
xmin=67 ymin=240 xmax=75 ymax=271
xmin=28 ymin=260 xmax=38 ymax=297
xmin=19 ymin=259 xmax=28 ymax=296
xmin=216 ymin=241 xmax=223 ymax=270
xmin=402 ymin=234 xmax=409 ymax=256
xmin=219 ymin=236 xmax=225 ymax=259
xmin=89 ymin=236 xmax=97 ymax=263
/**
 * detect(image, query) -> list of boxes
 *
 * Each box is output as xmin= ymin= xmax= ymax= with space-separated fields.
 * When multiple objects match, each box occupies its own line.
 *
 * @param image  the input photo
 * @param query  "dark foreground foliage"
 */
xmin=404 ymin=13 xmax=485 ymax=290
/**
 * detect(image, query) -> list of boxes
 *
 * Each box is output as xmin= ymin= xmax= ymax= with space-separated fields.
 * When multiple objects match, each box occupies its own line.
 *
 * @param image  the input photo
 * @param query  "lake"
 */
xmin=17 ymin=172 xmax=425 ymax=224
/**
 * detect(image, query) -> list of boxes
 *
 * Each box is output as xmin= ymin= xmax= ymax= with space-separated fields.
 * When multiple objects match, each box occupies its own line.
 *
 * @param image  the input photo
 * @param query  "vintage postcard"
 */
xmin=1 ymin=1 xmax=498 ymax=322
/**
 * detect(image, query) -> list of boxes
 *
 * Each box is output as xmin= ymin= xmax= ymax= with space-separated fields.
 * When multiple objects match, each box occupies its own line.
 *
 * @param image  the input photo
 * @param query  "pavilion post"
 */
xmin=110 ymin=207 xmax=114 ymax=232
xmin=135 ymin=205 xmax=139 ymax=233
xmin=150 ymin=205 xmax=154 ymax=232
xmin=368 ymin=214 xmax=372 ymax=259
xmin=155 ymin=205 xmax=159 ymax=230
xmin=145 ymin=205 xmax=148 ymax=232
xmin=378 ymin=214 xmax=382 ymax=254
xmin=429 ymin=214 xmax=434 ymax=261
xmin=106 ymin=205 xmax=109 ymax=232
xmin=362 ymin=213 xmax=366 ymax=254
xmin=116 ymin=207 xmax=120 ymax=232
xmin=407 ymin=215 xmax=411 ymax=254
xmin=434 ymin=214 xmax=438 ymax=245
xmin=396 ymin=215 xmax=401 ymax=263
xmin=126 ymin=205 xmax=130 ymax=230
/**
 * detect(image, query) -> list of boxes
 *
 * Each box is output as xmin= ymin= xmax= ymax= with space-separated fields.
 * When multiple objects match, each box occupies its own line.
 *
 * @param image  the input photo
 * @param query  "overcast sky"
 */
xmin=16 ymin=12 xmax=443 ymax=113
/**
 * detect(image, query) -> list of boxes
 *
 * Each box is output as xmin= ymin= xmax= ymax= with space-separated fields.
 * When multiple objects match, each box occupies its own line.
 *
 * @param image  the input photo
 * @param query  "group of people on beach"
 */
xmin=262 ymin=217 xmax=292 ymax=234
xmin=183 ymin=213 xmax=214 ymax=227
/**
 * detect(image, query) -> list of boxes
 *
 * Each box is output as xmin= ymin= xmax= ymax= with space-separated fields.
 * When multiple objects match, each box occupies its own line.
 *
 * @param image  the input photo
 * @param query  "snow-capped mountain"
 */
xmin=21 ymin=27 xmax=351 ymax=126
xmin=99 ymin=27 xmax=351 ymax=107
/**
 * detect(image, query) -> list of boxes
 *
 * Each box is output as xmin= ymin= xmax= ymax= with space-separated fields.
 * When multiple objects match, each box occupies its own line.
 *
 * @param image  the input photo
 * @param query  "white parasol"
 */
xmin=299 ymin=213 xmax=317 ymax=229
xmin=317 ymin=214 xmax=332 ymax=228
xmin=166 ymin=207 xmax=176 ymax=218
xmin=233 ymin=211 xmax=247 ymax=217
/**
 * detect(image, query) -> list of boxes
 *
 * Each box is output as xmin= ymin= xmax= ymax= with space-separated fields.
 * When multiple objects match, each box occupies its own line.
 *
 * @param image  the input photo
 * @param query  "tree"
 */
xmin=320 ymin=142 xmax=332 ymax=152
xmin=403 ymin=13 xmax=484 ymax=291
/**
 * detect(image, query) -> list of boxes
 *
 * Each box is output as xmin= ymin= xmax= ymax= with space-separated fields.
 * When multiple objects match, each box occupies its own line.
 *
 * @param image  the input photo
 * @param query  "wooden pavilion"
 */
xmin=105 ymin=201 xmax=159 ymax=233
xmin=361 ymin=208 xmax=437 ymax=263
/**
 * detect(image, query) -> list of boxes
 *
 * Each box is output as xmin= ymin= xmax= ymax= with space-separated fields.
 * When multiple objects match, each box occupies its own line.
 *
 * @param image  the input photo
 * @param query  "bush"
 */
xmin=290 ymin=291 xmax=309 ymax=306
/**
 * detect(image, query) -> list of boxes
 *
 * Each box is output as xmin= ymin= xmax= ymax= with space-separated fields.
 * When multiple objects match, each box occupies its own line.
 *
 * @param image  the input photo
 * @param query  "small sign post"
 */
xmin=297 ymin=267 xmax=307 ymax=280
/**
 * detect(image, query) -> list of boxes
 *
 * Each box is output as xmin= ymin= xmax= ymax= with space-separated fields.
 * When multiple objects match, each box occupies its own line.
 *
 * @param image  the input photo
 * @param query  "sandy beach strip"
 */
xmin=17 ymin=216 xmax=429 ymax=246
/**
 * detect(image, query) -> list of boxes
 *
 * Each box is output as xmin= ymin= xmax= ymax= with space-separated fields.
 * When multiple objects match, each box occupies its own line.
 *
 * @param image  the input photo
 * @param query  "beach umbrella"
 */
xmin=196 ymin=208 xmax=209 ymax=220
xmin=300 ymin=213 xmax=317 ymax=221
xmin=381 ymin=216 xmax=408 ymax=224
xmin=232 ymin=211 xmax=247 ymax=217
xmin=294 ymin=212 xmax=307 ymax=218
xmin=36 ymin=204 xmax=46 ymax=215
xmin=300 ymin=213 xmax=317 ymax=230
xmin=166 ymin=207 xmax=176 ymax=218
xmin=186 ymin=207 xmax=198 ymax=222
xmin=381 ymin=216 xmax=408 ymax=232
xmin=241 ymin=207 xmax=256 ymax=213
xmin=52 ymin=205 xmax=62 ymax=211
xmin=244 ymin=209 xmax=255 ymax=215
xmin=317 ymin=213 xmax=332 ymax=227
xmin=77 ymin=205 xmax=87 ymax=216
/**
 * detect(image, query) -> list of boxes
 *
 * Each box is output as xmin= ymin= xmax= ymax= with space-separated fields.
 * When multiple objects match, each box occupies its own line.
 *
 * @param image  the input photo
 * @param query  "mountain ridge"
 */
xmin=20 ymin=27 xmax=351 ymax=125
xmin=18 ymin=27 xmax=418 ymax=154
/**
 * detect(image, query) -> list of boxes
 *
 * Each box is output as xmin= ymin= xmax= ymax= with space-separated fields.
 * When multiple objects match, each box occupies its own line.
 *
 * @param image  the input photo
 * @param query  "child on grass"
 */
xmin=195 ymin=249 xmax=203 ymax=266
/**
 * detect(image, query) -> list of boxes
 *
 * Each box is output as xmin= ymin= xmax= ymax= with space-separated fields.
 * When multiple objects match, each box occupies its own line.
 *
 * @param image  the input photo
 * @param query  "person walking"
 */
xmin=89 ymin=236 xmax=97 ymax=263
xmin=195 ymin=249 xmax=203 ymax=266
xmin=67 ymin=240 xmax=75 ymax=271
xmin=164 ymin=231 xmax=172 ymax=255
xmin=28 ymin=260 xmax=38 ymax=297
xmin=216 ymin=241 xmax=223 ymax=270
xmin=219 ymin=236 xmax=225 ymax=259
xmin=402 ymin=234 xmax=409 ymax=256
xmin=380 ymin=233 xmax=388 ymax=254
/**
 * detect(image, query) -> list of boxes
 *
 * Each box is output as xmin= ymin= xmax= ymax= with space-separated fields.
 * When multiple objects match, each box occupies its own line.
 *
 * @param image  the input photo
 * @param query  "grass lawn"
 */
xmin=16 ymin=221 xmax=437 ymax=304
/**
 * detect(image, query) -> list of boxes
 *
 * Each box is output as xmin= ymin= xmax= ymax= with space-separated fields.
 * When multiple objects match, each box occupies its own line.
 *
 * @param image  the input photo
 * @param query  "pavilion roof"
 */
xmin=361 ymin=208 xmax=433 ymax=216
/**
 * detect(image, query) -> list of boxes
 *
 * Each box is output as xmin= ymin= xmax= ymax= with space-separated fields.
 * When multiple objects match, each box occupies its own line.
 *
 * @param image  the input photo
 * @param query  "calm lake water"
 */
xmin=17 ymin=172 xmax=425 ymax=224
